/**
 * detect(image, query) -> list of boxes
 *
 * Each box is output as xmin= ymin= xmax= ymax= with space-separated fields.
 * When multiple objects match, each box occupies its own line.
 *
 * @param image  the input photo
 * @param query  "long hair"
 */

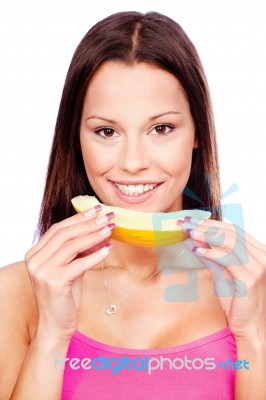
xmin=36 ymin=11 xmax=222 ymax=238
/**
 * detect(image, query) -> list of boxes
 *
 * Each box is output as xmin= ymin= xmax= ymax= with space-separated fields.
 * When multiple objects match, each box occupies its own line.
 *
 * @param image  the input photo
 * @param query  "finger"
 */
xmin=26 ymin=205 xmax=103 ymax=260
xmin=184 ymin=221 xmax=245 ymax=257
xmin=196 ymin=256 xmax=247 ymax=299
xmin=42 ymin=223 xmax=116 ymax=269
xmin=65 ymin=242 xmax=113 ymax=280
xmin=191 ymin=239 xmax=264 ymax=284
xmin=183 ymin=220 xmax=266 ymax=268
xmin=186 ymin=217 xmax=266 ymax=253
xmin=183 ymin=238 xmax=248 ymax=297
xmin=37 ymin=212 xmax=114 ymax=264
xmin=194 ymin=247 xmax=265 ymax=302
xmin=183 ymin=237 xmax=241 ymax=273
xmin=32 ymin=241 xmax=113 ymax=292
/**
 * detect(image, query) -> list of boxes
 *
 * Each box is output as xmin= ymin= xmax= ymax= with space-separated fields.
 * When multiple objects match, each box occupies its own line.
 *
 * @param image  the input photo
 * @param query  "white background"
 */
xmin=0 ymin=0 xmax=265 ymax=267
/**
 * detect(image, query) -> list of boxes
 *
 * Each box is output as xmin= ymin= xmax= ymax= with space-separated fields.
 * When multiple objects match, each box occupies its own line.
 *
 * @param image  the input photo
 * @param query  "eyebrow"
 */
xmin=86 ymin=111 xmax=181 ymax=124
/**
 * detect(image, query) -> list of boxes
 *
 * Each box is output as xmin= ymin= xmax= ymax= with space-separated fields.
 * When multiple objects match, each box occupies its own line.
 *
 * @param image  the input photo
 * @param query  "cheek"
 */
xmin=81 ymin=141 xmax=114 ymax=178
xmin=162 ymin=139 xmax=194 ymax=177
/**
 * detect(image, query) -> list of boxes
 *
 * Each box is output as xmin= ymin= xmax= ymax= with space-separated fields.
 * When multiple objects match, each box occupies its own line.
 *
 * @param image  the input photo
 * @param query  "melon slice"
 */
xmin=71 ymin=195 xmax=211 ymax=247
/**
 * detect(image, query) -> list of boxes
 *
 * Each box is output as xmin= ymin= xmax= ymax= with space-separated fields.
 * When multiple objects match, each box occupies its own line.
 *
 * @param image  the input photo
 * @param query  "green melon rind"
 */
xmin=71 ymin=195 xmax=212 ymax=231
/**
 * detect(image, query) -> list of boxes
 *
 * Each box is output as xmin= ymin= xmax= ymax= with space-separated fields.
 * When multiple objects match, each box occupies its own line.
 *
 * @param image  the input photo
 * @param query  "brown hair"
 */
xmin=36 ymin=11 xmax=222 ymax=238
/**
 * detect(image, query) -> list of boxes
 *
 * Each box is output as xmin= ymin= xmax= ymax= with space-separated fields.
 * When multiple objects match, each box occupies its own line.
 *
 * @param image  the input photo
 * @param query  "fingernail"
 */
xmin=184 ymin=216 xmax=192 ymax=222
xmin=185 ymin=228 xmax=193 ymax=235
xmin=98 ymin=223 xmax=116 ymax=236
xmin=106 ymin=212 xmax=115 ymax=219
xmin=84 ymin=208 xmax=97 ymax=217
xmin=96 ymin=212 xmax=115 ymax=224
xmin=197 ymin=247 xmax=208 ymax=254
xmin=83 ymin=204 xmax=102 ymax=217
xmin=176 ymin=219 xmax=184 ymax=225
xmin=192 ymin=246 xmax=208 ymax=255
xmin=98 ymin=243 xmax=112 ymax=256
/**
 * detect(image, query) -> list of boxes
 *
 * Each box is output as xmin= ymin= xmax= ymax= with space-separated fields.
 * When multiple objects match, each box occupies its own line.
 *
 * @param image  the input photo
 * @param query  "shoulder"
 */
xmin=0 ymin=261 xmax=38 ymax=398
xmin=0 ymin=260 xmax=32 ymax=295
xmin=0 ymin=259 xmax=29 ymax=283
xmin=0 ymin=261 xmax=37 ymax=338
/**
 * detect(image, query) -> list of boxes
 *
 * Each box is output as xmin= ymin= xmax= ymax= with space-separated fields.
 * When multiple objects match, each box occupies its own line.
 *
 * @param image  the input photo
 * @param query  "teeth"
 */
xmin=115 ymin=183 xmax=158 ymax=196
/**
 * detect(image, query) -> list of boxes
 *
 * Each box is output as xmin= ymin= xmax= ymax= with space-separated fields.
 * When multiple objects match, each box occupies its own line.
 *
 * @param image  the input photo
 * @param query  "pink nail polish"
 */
xmin=184 ymin=216 xmax=192 ymax=222
xmin=98 ymin=223 xmax=116 ymax=236
xmin=192 ymin=246 xmax=198 ymax=253
xmin=106 ymin=212 xmax=115 ymax=219
xmin=185 ymin=228 xmax=193 ymax=235
xmin=176 ymin=219 xmax=184 ymax=225
xmin=96 ymin=212 xmax=115 ymax=225
xmin=98 ymin=242 xmax=112 ymax=256
xmin=94 ymin=204 xmax=102 ymax=212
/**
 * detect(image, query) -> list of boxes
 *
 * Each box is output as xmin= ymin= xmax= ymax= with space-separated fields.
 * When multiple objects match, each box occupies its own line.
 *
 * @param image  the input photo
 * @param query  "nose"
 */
xmin=118 ymin=135 xmax=151 ymax=173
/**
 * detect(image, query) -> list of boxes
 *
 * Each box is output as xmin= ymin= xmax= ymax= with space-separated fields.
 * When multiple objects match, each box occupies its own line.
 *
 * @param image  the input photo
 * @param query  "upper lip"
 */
xmin=110 ymin=180 xmax=162 ymax=185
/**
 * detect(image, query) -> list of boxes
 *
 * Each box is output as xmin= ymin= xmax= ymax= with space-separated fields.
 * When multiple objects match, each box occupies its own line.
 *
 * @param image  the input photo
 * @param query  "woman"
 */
xmin=0 ymin=11 xmax=265 ymax=400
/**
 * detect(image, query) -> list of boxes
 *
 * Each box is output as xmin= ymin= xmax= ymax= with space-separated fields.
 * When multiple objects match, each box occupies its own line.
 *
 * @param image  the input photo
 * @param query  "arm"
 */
xmin=181 ymin=218 xmax=266 ymax=399
xmin=0 ymin=262 xmax=51 ymax=399
xmin=0 ymin=262 xmax=68 ymax=400
xmin=234 ymin=339 xmax=266 ymax=400
xmin=10 ymin=331 xmax=70 ymax=400
xmin=0 ymin=206 xmax=115 ymax=399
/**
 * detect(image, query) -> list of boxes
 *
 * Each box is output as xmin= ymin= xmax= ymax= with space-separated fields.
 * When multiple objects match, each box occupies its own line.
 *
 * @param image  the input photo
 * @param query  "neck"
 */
xmin=103 ymin=239 xmax=159 ymax=279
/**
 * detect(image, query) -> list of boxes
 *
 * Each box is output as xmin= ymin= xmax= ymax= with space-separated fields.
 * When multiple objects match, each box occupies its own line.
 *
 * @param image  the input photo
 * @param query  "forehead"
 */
xmin=82 ymin=61 xmax=189 ymax=115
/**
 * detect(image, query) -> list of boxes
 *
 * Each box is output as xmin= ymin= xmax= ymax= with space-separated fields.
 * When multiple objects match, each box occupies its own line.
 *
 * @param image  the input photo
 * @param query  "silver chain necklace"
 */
xmin=101 ymin=248 xmax=185 ymax=315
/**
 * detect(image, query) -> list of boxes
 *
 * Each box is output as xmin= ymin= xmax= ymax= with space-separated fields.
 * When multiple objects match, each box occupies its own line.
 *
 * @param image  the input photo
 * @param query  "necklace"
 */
xmin=101 ymin=248 xmax=185 ymax=315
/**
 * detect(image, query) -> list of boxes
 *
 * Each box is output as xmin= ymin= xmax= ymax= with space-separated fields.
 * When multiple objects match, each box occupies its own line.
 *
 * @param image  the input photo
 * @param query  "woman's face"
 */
xmin=80 ymin=61 xmax=197 ymax=212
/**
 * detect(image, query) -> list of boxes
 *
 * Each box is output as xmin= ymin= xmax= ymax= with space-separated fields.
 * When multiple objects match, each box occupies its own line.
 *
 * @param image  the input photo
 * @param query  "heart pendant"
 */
xmin=106 ymin=304 xmax=116 ymax=315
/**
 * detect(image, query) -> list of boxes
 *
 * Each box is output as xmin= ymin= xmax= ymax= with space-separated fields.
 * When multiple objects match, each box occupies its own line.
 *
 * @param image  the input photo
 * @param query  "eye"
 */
xmin=150 ymin=124 xmax=175 ymax=136
xmin=94 ymin=127 xmax=119 ymax=139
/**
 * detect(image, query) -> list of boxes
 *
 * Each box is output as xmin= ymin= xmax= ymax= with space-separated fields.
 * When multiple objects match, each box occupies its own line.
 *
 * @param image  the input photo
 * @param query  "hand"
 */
xmin=25 ymin=206 xmax=115 ymax=341
xmin=181 ymin=217 xmax=266 ymax=343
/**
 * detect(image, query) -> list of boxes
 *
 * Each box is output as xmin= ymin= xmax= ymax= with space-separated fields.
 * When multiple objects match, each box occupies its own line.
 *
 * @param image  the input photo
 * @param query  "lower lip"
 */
xmin=110 ymin=182 xmax=162 ymax=204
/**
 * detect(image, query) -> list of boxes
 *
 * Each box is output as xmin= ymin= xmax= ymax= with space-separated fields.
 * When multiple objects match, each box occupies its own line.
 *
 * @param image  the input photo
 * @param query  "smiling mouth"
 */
xmin=113 ymin=182 xmax=160 ymax=196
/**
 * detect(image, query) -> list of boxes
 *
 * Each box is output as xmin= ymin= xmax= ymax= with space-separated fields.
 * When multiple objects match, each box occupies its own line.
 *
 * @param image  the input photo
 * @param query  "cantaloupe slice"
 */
xmin=71 ymin=195 xmax=211 ymax=247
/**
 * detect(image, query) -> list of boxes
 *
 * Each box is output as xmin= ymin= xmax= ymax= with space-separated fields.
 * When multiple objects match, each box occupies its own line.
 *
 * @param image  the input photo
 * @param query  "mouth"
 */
xmin=109 ymin=180 xmax=163 ymax=204
xmin=115 ymin=182 xmax=160 ymax=195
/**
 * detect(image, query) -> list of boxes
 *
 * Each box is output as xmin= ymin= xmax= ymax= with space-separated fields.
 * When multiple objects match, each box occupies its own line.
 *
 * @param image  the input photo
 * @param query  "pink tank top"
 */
xmin=61 ymin=327 xmax=236 ymax=399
